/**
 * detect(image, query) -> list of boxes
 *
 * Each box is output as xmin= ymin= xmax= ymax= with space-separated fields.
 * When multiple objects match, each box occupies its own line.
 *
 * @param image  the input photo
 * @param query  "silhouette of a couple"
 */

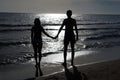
xmin=31 ymin=10 xmax=78 ymax=77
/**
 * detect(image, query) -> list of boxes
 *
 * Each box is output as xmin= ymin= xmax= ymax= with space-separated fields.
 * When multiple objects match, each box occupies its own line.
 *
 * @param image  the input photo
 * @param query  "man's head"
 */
xmin=66 ymin=10 xmax=72 ymax=18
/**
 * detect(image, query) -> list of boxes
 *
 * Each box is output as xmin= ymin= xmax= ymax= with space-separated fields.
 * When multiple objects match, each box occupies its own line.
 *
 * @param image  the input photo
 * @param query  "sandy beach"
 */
xmin=36 ymin=46 xmax=120 ymax=80
xmin=37 ymin=59 xmax=120 ymax=80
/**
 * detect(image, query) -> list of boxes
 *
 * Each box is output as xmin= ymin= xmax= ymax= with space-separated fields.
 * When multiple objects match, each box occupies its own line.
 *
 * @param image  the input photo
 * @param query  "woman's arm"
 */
xmin=42 ymin=27 xmax=54 ymax=38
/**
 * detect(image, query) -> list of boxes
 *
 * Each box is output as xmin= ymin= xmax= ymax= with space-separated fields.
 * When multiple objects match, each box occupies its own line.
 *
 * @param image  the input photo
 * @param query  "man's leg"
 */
xmin=71 ymin=42 xmax=75 ymax=66
xmin=63 ymin=41 xmax=69 ymax=67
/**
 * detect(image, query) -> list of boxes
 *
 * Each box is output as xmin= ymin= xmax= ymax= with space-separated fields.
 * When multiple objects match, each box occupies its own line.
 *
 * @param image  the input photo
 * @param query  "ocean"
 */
xmin=0 ymin=13 xmax=120 ymax=65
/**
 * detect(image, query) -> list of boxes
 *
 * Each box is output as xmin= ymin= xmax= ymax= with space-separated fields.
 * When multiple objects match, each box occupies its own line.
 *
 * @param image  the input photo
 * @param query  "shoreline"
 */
xmin=0 ymin=46 xmax=120 ymax=80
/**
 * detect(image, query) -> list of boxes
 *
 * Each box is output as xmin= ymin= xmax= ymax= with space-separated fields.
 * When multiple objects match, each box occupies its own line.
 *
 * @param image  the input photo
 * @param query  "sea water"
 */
xmin=0 ymin=13 xmax=120 ymax=65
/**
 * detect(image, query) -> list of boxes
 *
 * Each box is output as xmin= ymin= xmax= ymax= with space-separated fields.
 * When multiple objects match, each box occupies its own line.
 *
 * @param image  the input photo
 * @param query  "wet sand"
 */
xmin=37 ymin=59 xmax=120 ymax=80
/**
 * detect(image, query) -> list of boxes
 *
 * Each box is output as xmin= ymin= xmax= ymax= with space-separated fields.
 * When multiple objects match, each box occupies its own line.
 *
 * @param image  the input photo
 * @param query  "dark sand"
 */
xmin=37 ymin=59 xmax=120 ymax=80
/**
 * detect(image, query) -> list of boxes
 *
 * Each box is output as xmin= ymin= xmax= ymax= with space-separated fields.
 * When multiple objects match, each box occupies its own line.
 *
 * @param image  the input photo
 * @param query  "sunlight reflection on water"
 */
xmin=35 ymin=13 xmax=66 ymax=24
xmin=28 ymin=50 xmax=94 ymax=65
xmin=41 ymin=50 xmax=94 ymax=64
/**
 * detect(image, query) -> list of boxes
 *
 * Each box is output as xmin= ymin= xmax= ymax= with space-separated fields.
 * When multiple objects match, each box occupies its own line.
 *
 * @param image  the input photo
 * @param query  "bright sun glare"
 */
xmin=36 ymin=13 xmax=66 ymax=19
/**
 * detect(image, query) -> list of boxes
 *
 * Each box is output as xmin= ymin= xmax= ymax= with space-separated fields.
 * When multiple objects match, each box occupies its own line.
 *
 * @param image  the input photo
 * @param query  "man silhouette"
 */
xmin=55 ymin=10 xmax=78 ymax=67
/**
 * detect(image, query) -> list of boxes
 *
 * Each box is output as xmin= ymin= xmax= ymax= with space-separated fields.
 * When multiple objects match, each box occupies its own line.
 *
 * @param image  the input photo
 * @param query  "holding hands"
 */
xmin=50 ymin=34 xmax=58 ymax=39
xmin=53 ymin=35 xmax=58 ymax=39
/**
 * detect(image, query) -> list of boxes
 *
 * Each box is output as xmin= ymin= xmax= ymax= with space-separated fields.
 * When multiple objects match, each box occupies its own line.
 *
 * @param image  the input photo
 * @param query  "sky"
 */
xmin=0 ymin=0 xmax=120 ymax=14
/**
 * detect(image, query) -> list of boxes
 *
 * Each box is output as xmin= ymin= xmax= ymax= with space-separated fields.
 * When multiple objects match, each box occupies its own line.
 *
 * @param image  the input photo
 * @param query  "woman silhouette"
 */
xmin=31 ymin=18 xmax=53 ymax=76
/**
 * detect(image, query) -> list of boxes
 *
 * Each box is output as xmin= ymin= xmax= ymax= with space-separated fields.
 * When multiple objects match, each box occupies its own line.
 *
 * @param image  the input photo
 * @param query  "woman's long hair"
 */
xmin=34 ymin=18 xmax=41 ymax=27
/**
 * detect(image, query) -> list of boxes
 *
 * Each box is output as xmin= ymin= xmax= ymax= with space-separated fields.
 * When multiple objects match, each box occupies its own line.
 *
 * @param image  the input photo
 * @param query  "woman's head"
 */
xmin=34 ymin=18 xmax=41 ymax=26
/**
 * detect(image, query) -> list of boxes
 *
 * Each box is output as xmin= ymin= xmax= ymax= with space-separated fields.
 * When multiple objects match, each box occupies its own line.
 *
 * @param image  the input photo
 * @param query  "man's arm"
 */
xmin=75 ymin=20 xmax=78 ymax=41
xmin=55 ymin=21 xmax=65 ymax=38
xmin=31 ymin=28 xmax=34 ymax=43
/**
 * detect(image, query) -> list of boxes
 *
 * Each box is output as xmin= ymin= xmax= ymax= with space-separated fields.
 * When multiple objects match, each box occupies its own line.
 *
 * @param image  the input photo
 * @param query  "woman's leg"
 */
xmin=38 ymin=43 xmax=42 ymax=66
xmin=33 ymin=44 xmax=38 ymax=66
xmin=38 ymin=43 xmax=43 ymax=76
xmin=32 ymin=43 xmax=38 ymax=77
